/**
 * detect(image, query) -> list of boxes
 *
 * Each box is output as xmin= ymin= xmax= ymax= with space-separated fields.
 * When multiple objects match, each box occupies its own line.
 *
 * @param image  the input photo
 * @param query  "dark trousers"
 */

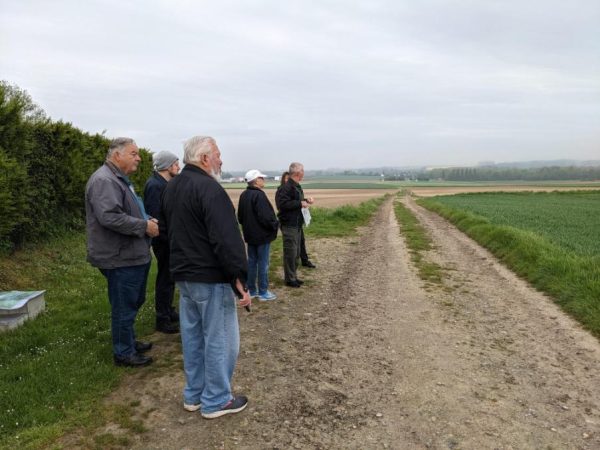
xmin=100 ymin=262 xmax=151 ymax=357
xmin=152 ymin=240 xmax=176 ymax=325
xmin=300 ymin=229 xmax=309 ymax=264
xmin=281 ymin=225 xmax=301 ymax=283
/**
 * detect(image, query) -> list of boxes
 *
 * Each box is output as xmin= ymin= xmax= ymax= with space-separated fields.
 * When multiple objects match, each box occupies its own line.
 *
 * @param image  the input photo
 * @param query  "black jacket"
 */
xmin=237 ymin=186 xmax=279 ymax=245
xmin=275 ymin=178 xmax=304 ymax=227
xmin=159 ymin=164 xmax=247 ymax=284
xmin=143 ymin=171 xmax=168 ymax=244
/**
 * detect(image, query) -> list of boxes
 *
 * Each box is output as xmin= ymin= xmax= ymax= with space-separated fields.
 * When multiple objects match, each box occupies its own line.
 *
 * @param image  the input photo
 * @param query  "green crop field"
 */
xmin=423 ymin=191 xmax=600 ymax=257
xmin=418 ymin=190 xmax=600 ymax=337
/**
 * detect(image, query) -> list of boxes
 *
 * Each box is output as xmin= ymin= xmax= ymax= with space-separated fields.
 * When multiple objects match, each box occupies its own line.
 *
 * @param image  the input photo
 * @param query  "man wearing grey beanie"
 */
xmin=143 ymin=151 xmax=180 ymax=333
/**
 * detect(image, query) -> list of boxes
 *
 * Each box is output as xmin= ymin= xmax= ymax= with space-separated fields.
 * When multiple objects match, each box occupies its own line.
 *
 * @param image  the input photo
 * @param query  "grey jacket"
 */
xmin=85 ymin=162 xmax=151 ymax=269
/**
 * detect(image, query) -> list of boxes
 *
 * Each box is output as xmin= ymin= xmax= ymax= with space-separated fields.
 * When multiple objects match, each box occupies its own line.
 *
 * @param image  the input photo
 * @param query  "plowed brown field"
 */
xmin=225 ymin=188 xmax=399 ymax=208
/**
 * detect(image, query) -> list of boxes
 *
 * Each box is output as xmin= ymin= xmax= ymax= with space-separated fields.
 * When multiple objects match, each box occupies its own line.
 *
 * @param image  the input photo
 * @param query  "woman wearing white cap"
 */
xmin=237 ymin=170 xmax=279 ymax=301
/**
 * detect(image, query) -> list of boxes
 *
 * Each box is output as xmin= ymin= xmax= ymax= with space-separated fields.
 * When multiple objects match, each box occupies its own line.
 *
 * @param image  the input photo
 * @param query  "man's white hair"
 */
xmin=289 ymin=162 xmax=304 ymax=175
xmin=183 ymin=136 xmax=216 ymax=164
xmin=106 ymin=137 xmax=136 ymax=159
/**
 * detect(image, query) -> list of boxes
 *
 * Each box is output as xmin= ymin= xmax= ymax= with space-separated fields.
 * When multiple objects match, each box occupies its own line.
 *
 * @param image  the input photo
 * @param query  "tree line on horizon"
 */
xmin=322 ymin=163 xmax=600 ymax=181
xmin=383 ymin=166 xmax=600 ymax=182
xmin=0 ymin=81 xmax=153 ymax=253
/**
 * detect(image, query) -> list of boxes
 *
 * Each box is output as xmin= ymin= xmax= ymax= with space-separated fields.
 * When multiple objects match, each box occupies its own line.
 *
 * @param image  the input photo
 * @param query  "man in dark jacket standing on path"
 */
xmin=85 ymin=137 xmax=159 ymax=367
xmin=160 ymin=136 xmax=252 ymax=419
xmin=277 ymin=172 xmax=316 ymax=269
xmin=237 ymin=169 xmax=279 ymax=301
xmin=143 ymin=151 xmax=180 ymax=334
xmin=275 ymin=162 xmax=314 ymax=287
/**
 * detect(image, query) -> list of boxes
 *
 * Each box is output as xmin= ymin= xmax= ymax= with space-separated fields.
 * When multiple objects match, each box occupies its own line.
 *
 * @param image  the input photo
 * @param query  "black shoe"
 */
xmin=285 ymin=281 xmax=302 ymax=288
xmin=114 ymin=353 xmax=153 ymax=367
xmin=135 ymin=340 xmax=153 ymax=353
xmin=156 ymin=321 xmax=179 ymax=334
xmin=302 ymin=261 xmax=316 ymax=268
xmin=296 ymin=279 xmax=304 ymax=285
xmin=201 ymin=395 xmax=248 ymax=419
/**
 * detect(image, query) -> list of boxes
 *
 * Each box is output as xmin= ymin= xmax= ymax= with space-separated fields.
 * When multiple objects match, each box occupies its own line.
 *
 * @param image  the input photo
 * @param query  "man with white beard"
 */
xmin=159 ymin=136 xmax=252 ymax=419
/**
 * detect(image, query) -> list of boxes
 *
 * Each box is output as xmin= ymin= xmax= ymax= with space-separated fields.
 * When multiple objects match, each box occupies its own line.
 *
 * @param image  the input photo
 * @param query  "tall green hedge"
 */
xmin=0 ymin=82 xmax=153 ymax=252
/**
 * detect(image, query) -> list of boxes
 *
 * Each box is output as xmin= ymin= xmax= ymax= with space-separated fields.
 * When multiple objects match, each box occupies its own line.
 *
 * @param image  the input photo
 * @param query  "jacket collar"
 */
xmin=105 ymin=160 xmax=131 ymax=185
xmin=287 ymin=177 xmax=300 ymax=187
xmin=183 ymin=163 xmax=212 ymax=178
xmin=153 ymin=171 xmax=168 ymax=184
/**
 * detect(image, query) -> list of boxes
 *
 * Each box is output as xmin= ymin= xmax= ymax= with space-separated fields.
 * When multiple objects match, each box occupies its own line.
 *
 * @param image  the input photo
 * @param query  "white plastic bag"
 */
xmin=301 ymin=207 xmax=311 ymax=227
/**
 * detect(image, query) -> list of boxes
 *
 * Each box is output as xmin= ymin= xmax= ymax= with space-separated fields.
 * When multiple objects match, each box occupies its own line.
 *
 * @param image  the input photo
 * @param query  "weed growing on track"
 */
xmin=393 ymin=197 xmax=444 ymax=285
xmin=418 ymin=191 xmax=600 ymax=337
xmin=305 ymin=196 xmax=386 ymax=238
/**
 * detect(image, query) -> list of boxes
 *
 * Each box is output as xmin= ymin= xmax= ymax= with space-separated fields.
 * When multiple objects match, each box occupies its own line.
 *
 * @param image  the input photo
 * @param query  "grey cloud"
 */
xmin=1 ymin=0 xmax=598 ymax=169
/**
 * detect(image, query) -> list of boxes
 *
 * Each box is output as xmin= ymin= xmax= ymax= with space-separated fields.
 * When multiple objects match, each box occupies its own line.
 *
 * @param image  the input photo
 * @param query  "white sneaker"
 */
xmin=258 ymin=291 xmax=277 ymax=301
xmin=184 ymin=402 xmax=200 ymax=412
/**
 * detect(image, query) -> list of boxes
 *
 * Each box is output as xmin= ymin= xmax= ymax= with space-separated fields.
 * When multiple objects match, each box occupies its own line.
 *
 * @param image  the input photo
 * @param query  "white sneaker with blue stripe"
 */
xmin=258 ymin=291 xmax=277 ymax=301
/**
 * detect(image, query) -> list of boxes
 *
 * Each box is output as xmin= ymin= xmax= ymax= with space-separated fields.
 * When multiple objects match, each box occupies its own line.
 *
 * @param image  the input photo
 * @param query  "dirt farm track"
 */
xmin=59 ymin=186 xmax=600 ymax=449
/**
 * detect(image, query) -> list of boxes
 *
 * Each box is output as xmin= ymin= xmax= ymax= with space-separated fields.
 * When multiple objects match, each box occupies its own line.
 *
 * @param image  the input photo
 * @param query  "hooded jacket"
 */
xmin=237 ymin=185 xmax=279 ymax=245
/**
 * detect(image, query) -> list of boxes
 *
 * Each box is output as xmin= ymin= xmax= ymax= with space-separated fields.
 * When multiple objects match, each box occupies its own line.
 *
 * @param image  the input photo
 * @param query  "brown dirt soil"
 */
xmin=58 ymin=195 xmax=600 ymax=449
xmin=226 ymin=188 xmax=400 ymax=208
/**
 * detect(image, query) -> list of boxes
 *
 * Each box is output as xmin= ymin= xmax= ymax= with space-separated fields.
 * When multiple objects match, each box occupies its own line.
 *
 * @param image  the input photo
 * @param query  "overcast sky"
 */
xmin=2 ymin=0 xmax=599 ymax=171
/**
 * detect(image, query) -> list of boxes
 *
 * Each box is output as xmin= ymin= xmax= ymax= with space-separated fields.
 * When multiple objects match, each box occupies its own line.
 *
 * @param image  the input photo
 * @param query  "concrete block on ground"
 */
xmin=0 ymin=291 xmax=46 ymax=332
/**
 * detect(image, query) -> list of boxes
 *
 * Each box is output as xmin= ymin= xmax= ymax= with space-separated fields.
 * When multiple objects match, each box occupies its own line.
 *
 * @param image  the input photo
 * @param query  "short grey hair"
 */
xmin=107 ymin=137 xmax=136 ymax=159
xmin=183 ymin=136 xmax=216 ymax=165
xmin=289 ymin=162 xmax=304 ymax=175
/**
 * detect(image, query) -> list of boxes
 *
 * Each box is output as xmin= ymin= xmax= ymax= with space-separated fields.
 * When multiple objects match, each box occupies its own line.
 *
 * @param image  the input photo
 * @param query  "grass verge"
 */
xmin=393 ymin=197 xmax=444 ymax=285
xmin=0 ymin=233 xmax=156 ymax=449
xmin=418 ymin=197 xmax=600 ymax=337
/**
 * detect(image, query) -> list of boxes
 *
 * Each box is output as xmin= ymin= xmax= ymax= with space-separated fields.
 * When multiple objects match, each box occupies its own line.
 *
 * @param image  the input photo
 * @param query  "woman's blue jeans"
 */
xmin=177 ymin=281 xmax=240 ymax=414
xmin=247 ymin=243 xmax=271 ymax=296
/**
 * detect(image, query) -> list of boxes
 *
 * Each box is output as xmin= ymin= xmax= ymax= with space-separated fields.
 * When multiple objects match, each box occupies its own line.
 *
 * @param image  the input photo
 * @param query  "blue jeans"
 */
xmin=177 ymin=281 xmax=240 ymax=414
xmin=100 ymin=263 xmax=150 ymax=358
xmin=247 ymin=243 xmax=271 ymax=296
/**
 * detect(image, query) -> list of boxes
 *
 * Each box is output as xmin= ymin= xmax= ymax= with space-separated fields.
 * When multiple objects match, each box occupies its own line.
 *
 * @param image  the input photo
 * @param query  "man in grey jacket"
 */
xmin=85 ymin=137 xmax=159 ymax=367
